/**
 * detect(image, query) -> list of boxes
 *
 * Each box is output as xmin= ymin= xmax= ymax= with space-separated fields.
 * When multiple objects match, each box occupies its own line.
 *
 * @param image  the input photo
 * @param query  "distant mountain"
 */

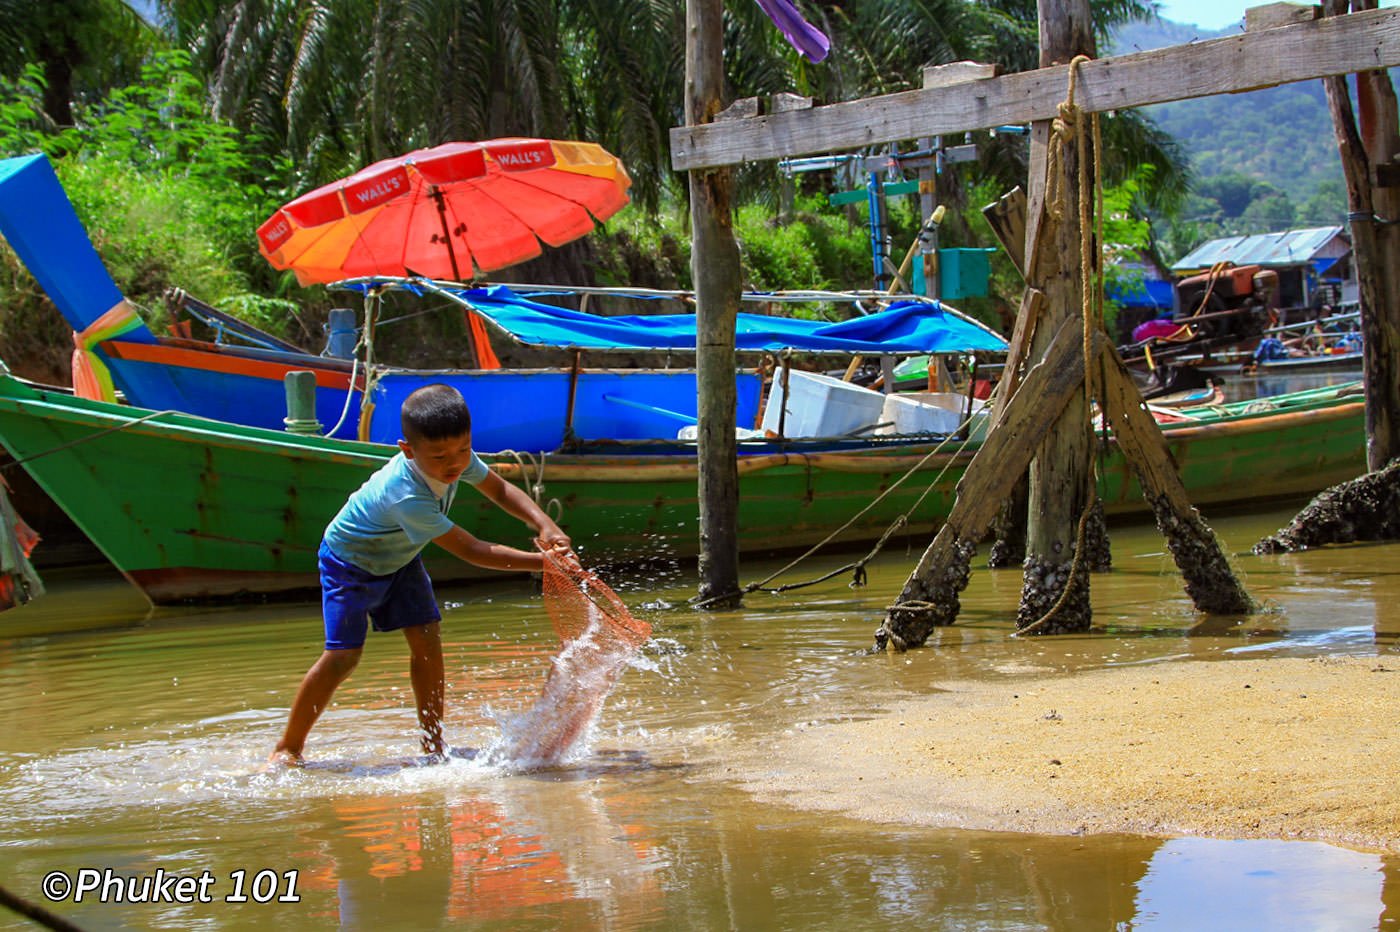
xmin=1109 ymin=17 xmax=1349 ymax=225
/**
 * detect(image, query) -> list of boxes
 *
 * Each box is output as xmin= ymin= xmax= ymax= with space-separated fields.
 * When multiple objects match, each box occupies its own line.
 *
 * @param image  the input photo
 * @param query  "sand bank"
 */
xmin=721 ymin=655 xmax=1400 ymax=852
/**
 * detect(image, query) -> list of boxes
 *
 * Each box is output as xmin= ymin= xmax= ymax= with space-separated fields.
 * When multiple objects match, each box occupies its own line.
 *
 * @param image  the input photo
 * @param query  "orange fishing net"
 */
xmin=490 ymin=549 xmax=651 ymax=769
xmin=540 ymin=548 xmax=652 ymax=649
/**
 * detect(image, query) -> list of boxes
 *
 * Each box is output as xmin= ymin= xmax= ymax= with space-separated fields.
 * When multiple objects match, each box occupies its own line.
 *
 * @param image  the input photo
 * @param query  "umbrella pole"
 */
xmin=432 ymin=187 xmax=489 ymax=369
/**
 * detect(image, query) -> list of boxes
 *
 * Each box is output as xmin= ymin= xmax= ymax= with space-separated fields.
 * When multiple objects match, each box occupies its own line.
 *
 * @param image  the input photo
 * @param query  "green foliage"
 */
xmin=0 ymin=66 xmax=56 ymax=155
xmin=55 ymin=158 xmax=242 ymax=313
xmin=590 ymin=203 xmax=691 ymax=290
xmin=1099 ymin=165 xmax=1158 ymax=338
xmin=735 ymin=197 xmax=870 ymax=298
xmin=0 ymin=51 xmax=305 ymax=356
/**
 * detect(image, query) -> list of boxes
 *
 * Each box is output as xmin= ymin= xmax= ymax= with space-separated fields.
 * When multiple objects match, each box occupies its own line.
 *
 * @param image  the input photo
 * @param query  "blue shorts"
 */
xmin=319 ymin=541 xmax=442 ymax=650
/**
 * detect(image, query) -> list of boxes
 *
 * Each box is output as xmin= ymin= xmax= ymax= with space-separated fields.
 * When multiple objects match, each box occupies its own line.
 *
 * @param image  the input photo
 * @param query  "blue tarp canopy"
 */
xmin=353 ymin=281 xmax=1008 ymax=354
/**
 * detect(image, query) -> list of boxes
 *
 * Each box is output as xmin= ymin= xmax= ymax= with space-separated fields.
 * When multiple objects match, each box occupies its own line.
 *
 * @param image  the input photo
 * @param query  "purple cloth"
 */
xmin=753 ymin=0 xmax=830 ymax=63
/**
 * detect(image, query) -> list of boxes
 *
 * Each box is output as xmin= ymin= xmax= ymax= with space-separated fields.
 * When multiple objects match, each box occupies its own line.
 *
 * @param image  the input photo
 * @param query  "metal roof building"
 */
xmin=1171 ymin=226 xmax=1352 ymax=309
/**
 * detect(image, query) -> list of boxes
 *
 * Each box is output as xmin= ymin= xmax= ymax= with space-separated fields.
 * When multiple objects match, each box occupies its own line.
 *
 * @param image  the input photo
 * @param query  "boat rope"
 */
xmin=494 ymin=450 xmax=563 ymax=523
xmin=326 ymin=354 xmax=360 ymax=439
xmin=689 ymin=390 xmax=994 ymax=609
xmin=0 ymin=408 xmax=178 ymax=474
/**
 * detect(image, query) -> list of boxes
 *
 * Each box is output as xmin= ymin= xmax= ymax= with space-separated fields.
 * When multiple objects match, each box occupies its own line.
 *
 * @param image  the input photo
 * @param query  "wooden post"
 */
xmin=1322 ymin=0 xmax=1400 ymax=472
xmin=1017 ymin=0 xmax=1098 ymax=633
xmin=877 ymin=321 xmax=1104 ymax=649
xmin=686 ymin=0 xmax=743 ymax=607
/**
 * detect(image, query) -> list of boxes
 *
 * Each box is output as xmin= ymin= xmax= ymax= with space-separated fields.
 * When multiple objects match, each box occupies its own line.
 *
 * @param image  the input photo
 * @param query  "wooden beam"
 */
xmin=1246 ymin=2 xmax=1317 ymax=31
xmin=921 ymin=61 xmax=999 ymax=89
xmin=670 ymin=7 xmax=1400 ymax=170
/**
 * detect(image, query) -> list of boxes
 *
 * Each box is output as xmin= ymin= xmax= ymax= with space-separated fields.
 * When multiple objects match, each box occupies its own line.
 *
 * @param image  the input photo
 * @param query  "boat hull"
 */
xmin=0 ymin=377 xmax=1366 ymax=604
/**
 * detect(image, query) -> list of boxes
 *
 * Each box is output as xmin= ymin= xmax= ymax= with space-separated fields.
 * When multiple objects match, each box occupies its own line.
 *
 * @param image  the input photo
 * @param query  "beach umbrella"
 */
xmin=256 ymin=138 xmax=631 ymax=286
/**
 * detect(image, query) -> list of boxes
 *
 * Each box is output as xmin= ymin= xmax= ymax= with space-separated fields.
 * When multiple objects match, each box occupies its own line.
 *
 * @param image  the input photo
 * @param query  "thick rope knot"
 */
xmin=1045 ymin=55 xmax=1093 ymax=223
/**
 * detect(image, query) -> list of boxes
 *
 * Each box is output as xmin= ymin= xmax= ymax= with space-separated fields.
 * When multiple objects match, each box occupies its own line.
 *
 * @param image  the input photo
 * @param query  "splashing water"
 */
xmin=484 ymin=552 xmax=653 ymax=770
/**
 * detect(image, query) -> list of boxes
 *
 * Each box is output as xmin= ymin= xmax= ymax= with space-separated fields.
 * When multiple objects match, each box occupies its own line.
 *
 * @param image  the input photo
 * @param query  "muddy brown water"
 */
xmin=1 ymin=501 xmax=1398 ymax=930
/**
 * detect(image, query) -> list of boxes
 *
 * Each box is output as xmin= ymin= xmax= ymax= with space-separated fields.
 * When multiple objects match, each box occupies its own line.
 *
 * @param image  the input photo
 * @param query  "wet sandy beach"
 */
xmin=722 ymin=655 xmax=1400 ymax=853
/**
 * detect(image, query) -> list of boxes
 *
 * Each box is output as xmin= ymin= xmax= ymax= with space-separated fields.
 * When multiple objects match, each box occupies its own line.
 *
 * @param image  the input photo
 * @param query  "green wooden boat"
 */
xmin=0 ymin=374 xmax=1365 ymax=605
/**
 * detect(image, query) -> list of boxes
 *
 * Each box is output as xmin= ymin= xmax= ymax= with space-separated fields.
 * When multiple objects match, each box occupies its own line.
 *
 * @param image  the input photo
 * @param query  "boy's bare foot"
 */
xmin=267 ymin=748 xmax=305 ymax=768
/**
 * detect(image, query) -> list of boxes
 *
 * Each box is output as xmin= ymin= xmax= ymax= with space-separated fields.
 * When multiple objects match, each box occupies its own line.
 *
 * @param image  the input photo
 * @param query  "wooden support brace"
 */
xmin=981 ymin=187 xmax=1028 ymax=281
xmin=875 ymin=319 xmax=1104 ymax=650
xmin=991 ymin=288 xmax=1045 ymax=424
xmin=716 ymin=97 xmax=761 ymax=122
xmin=984 ymin=286 xmax=1044 ymax=567
xmin=1099 ymin=348 xmax=1255 ymax=614
xmin=770 ymin=93 xmax=814 ymax=113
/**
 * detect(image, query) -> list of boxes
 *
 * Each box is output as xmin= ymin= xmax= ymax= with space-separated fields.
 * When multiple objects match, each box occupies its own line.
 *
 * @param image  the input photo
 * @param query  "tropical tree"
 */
xmin=0 ymin=0 xmax=153 ymax=126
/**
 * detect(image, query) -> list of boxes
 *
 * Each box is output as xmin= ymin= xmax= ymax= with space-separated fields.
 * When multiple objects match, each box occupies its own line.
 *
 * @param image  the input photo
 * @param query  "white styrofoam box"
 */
xmin=761 ymin=369 xmax=886 ymax=438
xmin=876 ymin=392 xmax=963 ymax=435
xmin=908 ymin=391 xmax=988 ymax=415
xmin=876 ymin=392 xmax=990 ymax=436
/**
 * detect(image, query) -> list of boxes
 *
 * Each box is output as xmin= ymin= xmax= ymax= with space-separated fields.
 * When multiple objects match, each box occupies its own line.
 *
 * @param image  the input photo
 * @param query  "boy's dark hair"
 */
xmin=402 ymin=384 xmax=472 ymax=443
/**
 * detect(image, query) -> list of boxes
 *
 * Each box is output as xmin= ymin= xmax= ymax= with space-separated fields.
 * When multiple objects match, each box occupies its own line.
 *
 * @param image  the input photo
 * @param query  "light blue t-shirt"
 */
xmin=323 ymin=451 xmax=490 ymax=576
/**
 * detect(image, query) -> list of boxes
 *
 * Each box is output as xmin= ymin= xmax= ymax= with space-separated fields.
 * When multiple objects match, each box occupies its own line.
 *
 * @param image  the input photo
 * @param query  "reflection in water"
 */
xmin=0 ymin=507 xmax=1398 ymax=929
xmin=1134 ymin=838 xmax=1385 ymax=931
xmin=325 ymin=781 xmax=664 ymax=930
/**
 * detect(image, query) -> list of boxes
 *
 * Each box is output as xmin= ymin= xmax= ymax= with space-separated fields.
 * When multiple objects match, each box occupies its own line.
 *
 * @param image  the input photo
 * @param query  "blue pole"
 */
xmin=867 ymin=171 xmax=886 ymax=290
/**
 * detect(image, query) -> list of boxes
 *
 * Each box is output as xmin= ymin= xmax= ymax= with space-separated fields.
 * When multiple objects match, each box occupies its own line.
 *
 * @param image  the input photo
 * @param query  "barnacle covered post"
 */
xmin=1016 ymin=0 xmax=1098 ymax=634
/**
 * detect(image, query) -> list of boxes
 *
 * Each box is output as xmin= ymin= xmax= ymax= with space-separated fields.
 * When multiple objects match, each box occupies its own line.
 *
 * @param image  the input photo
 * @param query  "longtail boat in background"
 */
xmin=0 ymin=153 xmax=1005 ymax=453
xmin=0 ymin=373 xmax=1365 ymax=605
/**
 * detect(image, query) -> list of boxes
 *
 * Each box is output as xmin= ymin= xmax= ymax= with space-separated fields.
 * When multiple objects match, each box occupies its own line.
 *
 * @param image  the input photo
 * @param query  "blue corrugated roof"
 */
xmin=1171 ymin=226 xmax=1346 ymax=271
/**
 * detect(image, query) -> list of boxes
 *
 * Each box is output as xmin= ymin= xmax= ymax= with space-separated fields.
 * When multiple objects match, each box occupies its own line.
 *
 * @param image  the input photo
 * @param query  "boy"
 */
xmin=270 ymin=383 xmax=570 ymax=765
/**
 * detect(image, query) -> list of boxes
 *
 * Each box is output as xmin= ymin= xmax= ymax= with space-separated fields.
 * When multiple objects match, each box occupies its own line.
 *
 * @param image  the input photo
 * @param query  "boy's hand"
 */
xmin=536 ymin=523 xmax=572 ymax=554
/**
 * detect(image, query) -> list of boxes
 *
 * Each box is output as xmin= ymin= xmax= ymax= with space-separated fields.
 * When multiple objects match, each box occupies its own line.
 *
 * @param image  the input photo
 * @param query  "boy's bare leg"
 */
xmin=271 ymin=647 xmax=362 ymax=763
xmin=404 ymin=622 xmax=446 ymax=757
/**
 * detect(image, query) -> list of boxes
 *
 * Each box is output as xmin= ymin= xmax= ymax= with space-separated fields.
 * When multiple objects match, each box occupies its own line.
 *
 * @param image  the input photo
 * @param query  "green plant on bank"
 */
xmin=591 ymin=192 xmax=877 ymax=317
xmin=0 ymin=52 xmax=305 ymax=380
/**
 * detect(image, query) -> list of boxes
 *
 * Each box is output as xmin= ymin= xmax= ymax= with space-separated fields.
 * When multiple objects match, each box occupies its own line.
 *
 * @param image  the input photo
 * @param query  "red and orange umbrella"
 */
xmin=257 ymin=138 xmax=631 ymax=286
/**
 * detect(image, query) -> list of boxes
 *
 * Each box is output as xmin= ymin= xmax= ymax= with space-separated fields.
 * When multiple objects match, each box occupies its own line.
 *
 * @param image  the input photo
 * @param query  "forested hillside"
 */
xmin=1111 ymin=17 xmax=1351 ymax=256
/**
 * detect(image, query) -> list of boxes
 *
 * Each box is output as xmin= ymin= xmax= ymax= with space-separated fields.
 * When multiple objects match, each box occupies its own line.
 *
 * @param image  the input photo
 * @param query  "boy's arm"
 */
xmin=474 ymin=471 xmax=571 ymax=550
xmin=433 ymin=525 xmax=545 ymax=571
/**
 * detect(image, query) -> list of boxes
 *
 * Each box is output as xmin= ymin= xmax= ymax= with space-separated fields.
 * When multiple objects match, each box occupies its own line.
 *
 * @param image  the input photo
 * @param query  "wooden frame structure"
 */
xmin=675 ymin=2 xmax=1400 ymax=641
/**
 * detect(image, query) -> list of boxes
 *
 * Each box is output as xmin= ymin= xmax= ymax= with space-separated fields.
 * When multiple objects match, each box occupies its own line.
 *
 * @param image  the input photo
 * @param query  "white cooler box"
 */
xmin=762 ymin=369 xmax=886 ymax=438
xmin=875 ymin=392 xmax=984 ymax=436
